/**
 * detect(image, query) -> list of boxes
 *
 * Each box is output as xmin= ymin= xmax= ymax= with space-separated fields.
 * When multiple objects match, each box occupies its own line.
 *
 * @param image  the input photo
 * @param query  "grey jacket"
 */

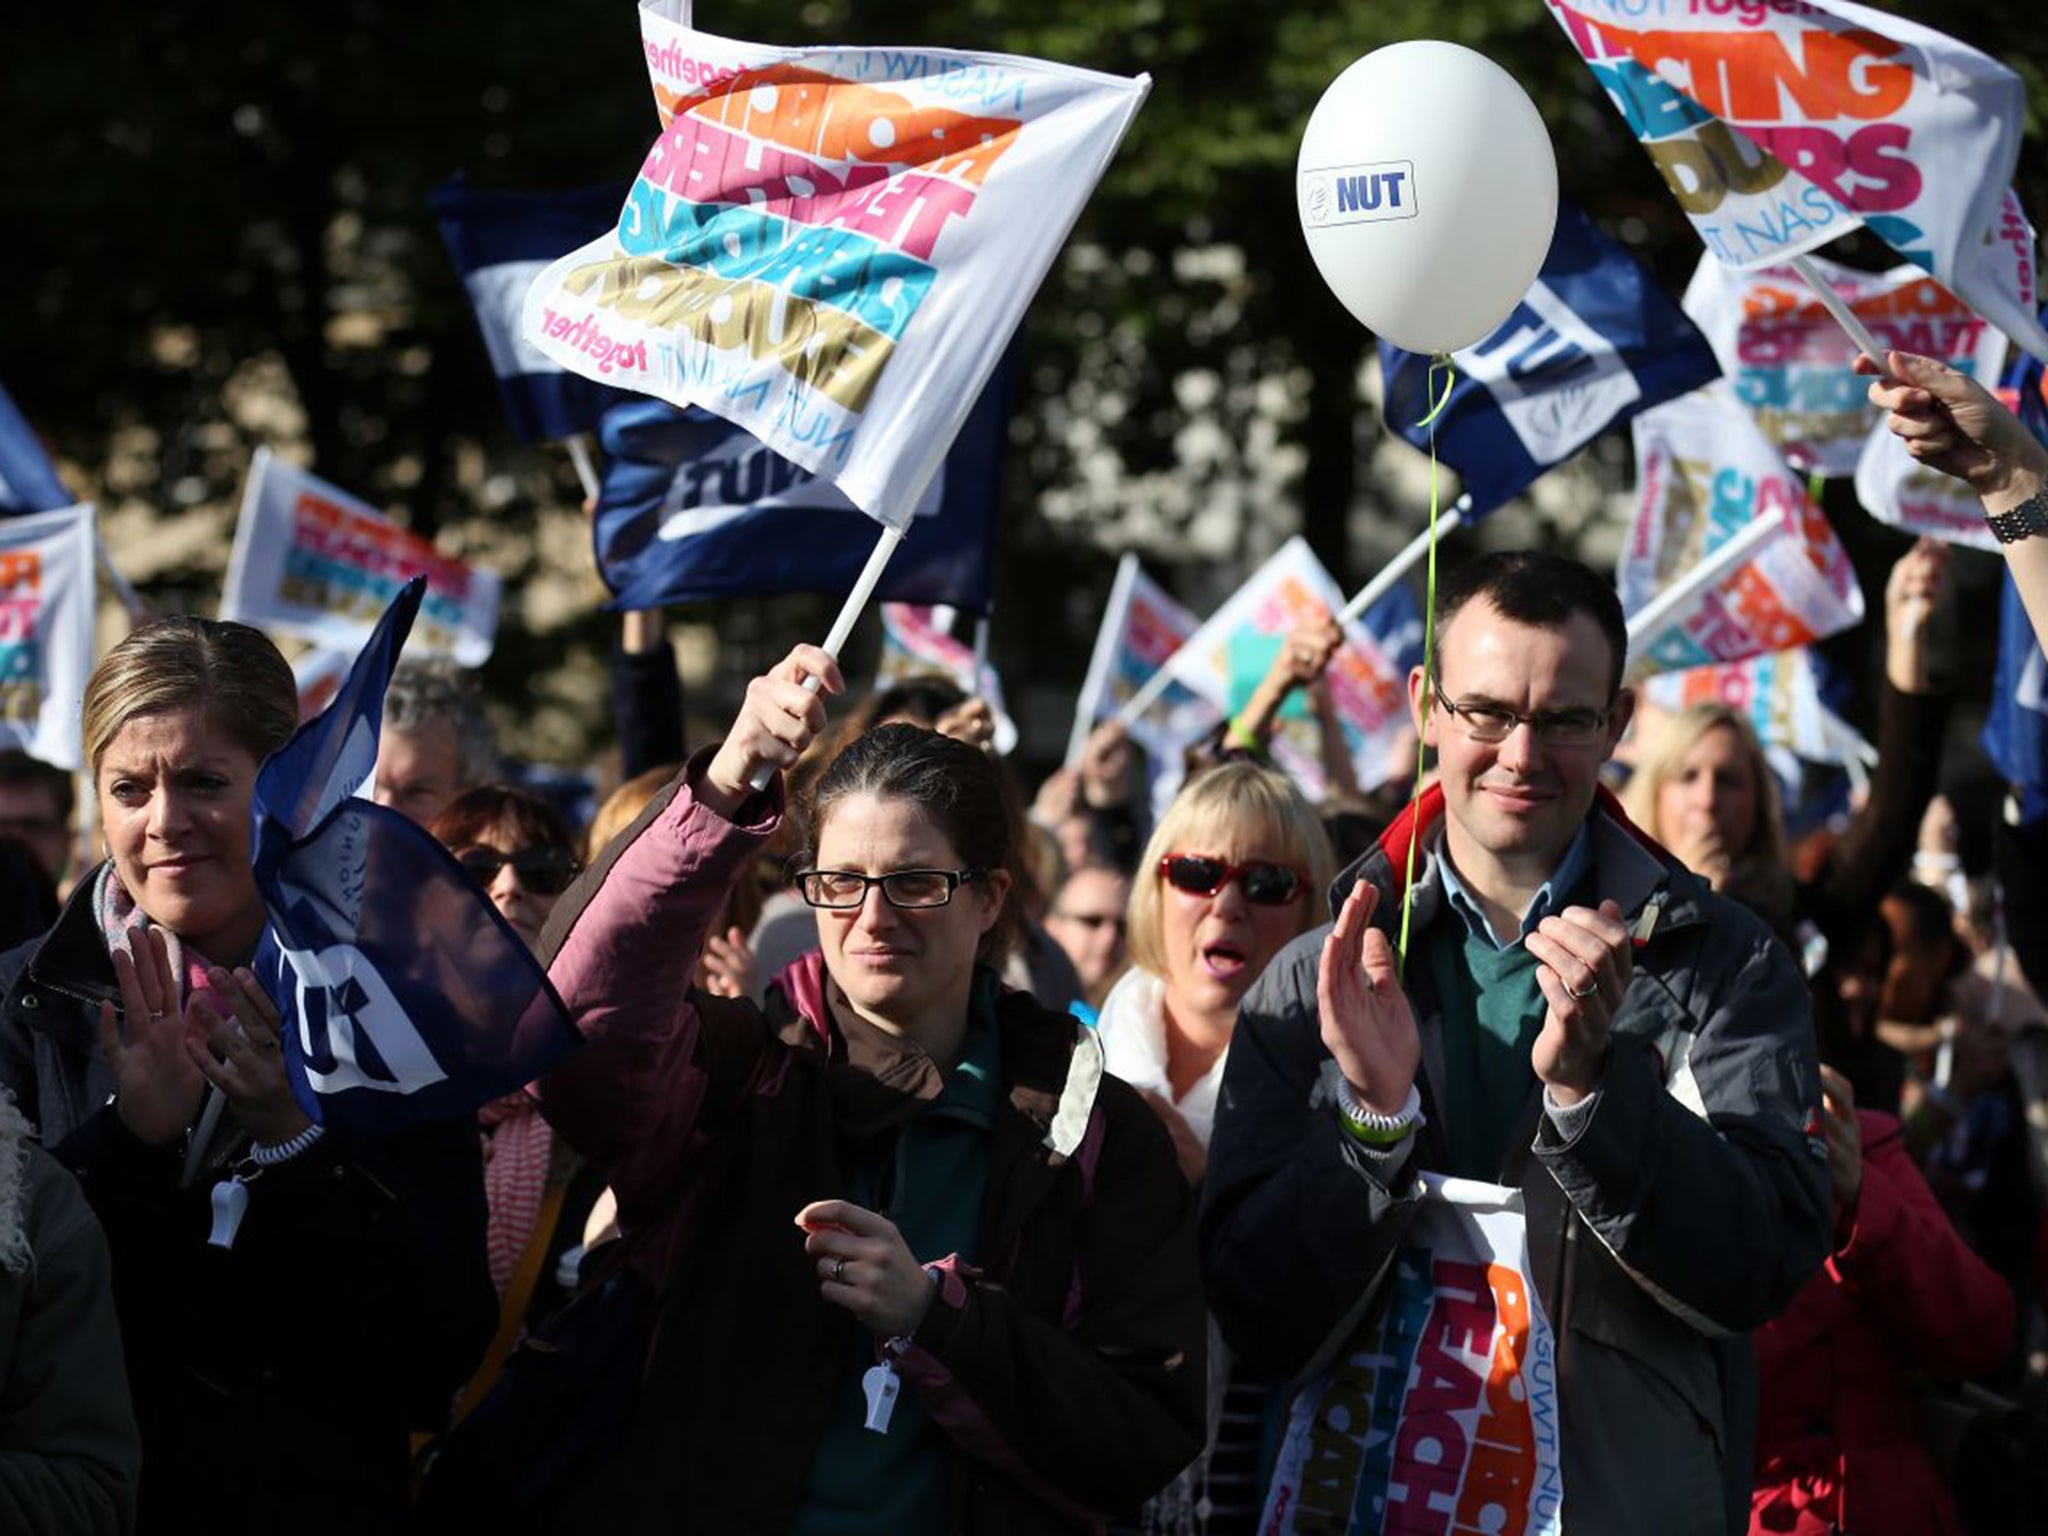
xmin=1201 ymin=785 xmax=1832 ymax=1536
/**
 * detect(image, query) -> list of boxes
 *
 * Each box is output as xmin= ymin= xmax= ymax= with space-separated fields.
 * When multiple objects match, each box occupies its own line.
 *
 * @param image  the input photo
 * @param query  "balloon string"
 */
xmin=1397 ymin=354 xmax=1456 ymax=977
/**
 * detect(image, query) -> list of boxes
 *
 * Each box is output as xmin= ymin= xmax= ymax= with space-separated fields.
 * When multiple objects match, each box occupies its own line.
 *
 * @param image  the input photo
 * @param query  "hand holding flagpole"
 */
xmin=713 ymin=643 xmax=849 ymax=810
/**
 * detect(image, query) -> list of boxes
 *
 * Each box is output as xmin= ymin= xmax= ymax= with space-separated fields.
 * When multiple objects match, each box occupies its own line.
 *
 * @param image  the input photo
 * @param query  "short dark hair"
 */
xmin=1434 ymin=551 xmax=1629 ymax=699
xmin=0 ymin=749 xmax=72 ymax=822
xmin=804 ymin=722 xmax=1018 ymax=962
xmin=428 ymin=783 xmax=578 ymax=859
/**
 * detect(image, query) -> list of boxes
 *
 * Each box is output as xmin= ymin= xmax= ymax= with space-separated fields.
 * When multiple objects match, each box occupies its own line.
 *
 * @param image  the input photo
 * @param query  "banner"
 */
xmin=1544 ymin=0 xmax=2048 ymax=362
xmin=1853 ymin=416 xmax=1998 ymax=552
xmin=431 ymin=175 xmax=636 ymax=444
xmin=590 ymin=346 xmax=1010 ymax=612
xmin=1151 ymin=537 xmax=1420 ymax=801
xmin=876 ymin=603 xmax=1017 ymax=755
xmin=1623 ymin=384 xmax=1864 ymax=679
xmin=252 ymin=579 xmax=579 ymax=1132
xmin=522 ymin=0 xmax=1149 ymax=526
xmin=1641 ymin=646 xmax=1869 ymax=785
xmin=1381 ymin=200 xmax=1720 ymax=518
xmin=1983 ymin=331 xmax=2048 ymax=809
xmin=1261 ymin=1176 xmax=1562 ymax=1536
xmin=0 ymin=503 xmax=95 ymax=770
xmin=222 ymin=448 xmax=501 ymax=666
xmin=0 ymin=381 xmax=71 ymax=515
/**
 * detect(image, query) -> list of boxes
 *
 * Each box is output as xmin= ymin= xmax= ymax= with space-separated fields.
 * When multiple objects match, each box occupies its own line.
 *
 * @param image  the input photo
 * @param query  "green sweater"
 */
xmin=1422 ymin=925 xmax=1550 ymax=1180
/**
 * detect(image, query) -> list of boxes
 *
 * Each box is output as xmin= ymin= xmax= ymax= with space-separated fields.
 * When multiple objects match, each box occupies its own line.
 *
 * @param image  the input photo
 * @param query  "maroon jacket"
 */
xmin=1750 ymin=1110 xmax=2014 ymax=1536
xmin=536 ymin=763 xmax=1205 ymax=1533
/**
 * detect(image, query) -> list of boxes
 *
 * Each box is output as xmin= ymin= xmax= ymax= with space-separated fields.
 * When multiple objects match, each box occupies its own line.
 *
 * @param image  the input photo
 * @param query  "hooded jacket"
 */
xmin=1202 ymin=784 xmax=1832 ymax=1536
xmin=534 ymin=760 xmax=1206 ymax=1533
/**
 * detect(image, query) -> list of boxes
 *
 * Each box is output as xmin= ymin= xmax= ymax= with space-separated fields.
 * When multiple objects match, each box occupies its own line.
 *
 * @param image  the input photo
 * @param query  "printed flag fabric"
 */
xmin=222 ymin=448 xmax=502 ymax=666
xmin=876 ymin=603 xmax=1018 ymax=755
xmin=1853 ymin=414 xmax=1999 ymax=552
xmin=1260 ymin=1176 xmax=1563 ymax=1535
xmin=521 ymin=0 xmax=1149 ymax=526
xmin=1623 ymin=384 xmax=1864 ymax=680
xmin=1544 ymin=0 xmax=2048 ymax=362
xmin=251 ymin=578 xmax=579 ymax=1131
xmin=0 ymin=381 xmax=71 ymax=515
xmin=1151 ymin=537 xmax=1419 ymax=802
xmin=590 ymin=345 xmax=1010 ymax=612
xmin=1380 ymin=199 xmax=1720 ymax=519
xmin=430 ymin=175 xmax=636 ymax=444
xmin=0 ymin=503 xmax=95 ymax=769
xmin=1642 ymin=645 xmax=1869 ymax=775
xmin=1684 ymin=253 xmax=2013 ymax=476
xmin=1983 ymin=329 xmax=2048 ymax=804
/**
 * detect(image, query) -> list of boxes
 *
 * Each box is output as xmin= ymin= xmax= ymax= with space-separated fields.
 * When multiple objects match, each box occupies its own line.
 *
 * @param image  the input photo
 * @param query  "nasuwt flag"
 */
xmin=1151 ymin=537 xmax=1420 ymax=801
xmin=876 ymin=603 xmax=1018 ymax=755
xmin=1685 ymin=253 xmax=2013 ymax=476
xmin=1380 ymin=199 xmax=1720 ymax=519
xmin=251 ymin=578 xmax=578 ymax=1132
xmin=1544 ymin=0 xmax=2048 ymax=363
xmin=0 ymin=381 xmax=71 ymax=515
xmin=1623 ymin=383 xmax=1864 ymax=680
xmin=1853 ymin=413 xmax=1998 ymax=552
xmin=431 ymin=175 xmax=635 ymax=444
xmin=0 ymin=503 xmax=95 ymax=769
xmin=590 ymin=346 xmax=1010 ymax=611
xmin=521 ymin=1 xmax=1149 ymax=526
xmin=1642 ymin=645 xmax=1870 ymax=782
xmin=223 ymin=448 xmax=502 ymax=666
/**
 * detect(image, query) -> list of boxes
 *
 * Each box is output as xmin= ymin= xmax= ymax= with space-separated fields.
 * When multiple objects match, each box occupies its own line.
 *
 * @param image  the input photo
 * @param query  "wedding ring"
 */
xmin=1568 ymin=977 xmax=1599 ymax=1000
xmin=832 ymin=1258 xmax=848 ymax=1284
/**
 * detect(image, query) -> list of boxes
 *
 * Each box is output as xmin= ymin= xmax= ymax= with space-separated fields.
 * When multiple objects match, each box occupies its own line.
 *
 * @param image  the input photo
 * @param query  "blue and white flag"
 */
xmin=430 ymin=175 xmax=634 ymax=444
xmin=591 ymin=350 xmax=1010 ymax=612
xmin=252 ymin=578 xmax=578 ymax=1131
xmin=1984 ymin=326 xmax=2048 ymax=816
xmin=1381 ymin=201 xmax=1720 ymax=520
xmin=0 ymin=380 xmax=71 ymax=515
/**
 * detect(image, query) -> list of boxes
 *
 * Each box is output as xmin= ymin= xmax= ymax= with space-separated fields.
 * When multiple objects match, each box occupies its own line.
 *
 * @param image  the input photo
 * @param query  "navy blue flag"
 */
xmin=591 ymin=347 xmax=1013 ymax=614
xmin=0 ymin=380 xmax=71 ymax=514
xmin=1381 ymin=201 xmax=1721 ymax=520
xmin=1983 ymin=317 xmax=2048 ymax=816
xmin=252 ymin=578 xmax=579 ymax=1131
xmin=431 ymin=175 xmax=634 ymax=444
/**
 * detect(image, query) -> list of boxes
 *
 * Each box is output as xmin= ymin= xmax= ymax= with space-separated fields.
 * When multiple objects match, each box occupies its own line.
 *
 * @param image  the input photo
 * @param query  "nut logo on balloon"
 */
xmin=1300 ymin=162 xmax=1417 ymax=228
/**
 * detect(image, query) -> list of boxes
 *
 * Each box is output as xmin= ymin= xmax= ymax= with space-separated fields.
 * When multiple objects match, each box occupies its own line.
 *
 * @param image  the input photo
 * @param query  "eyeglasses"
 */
xmin=1431 ymin=683 xmax=1612 ymax=748
xmin=798 ymin=868 xmax=983 ymax=910
xmin=1158 ymin=854 xmax=1308 ymax=907
xmin=455 ymin=845 xmax=583 ymax=896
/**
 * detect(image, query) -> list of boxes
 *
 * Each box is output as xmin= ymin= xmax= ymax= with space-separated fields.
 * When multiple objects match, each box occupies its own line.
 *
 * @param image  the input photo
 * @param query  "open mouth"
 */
xmin=1201 ymin=941 xmax=1249 ymax=981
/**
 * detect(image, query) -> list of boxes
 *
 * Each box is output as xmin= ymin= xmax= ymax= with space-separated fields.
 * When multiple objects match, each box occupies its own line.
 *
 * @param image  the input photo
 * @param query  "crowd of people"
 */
xmin=0 ymin=351 xmax=2041 ymax=1534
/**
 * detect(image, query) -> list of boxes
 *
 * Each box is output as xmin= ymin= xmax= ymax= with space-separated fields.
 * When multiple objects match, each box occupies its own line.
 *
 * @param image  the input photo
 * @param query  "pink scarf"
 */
xmin=478 ymin=1092 xmax=554 ymax=1297
xmin=94 ymin=864 xmax=239 ymax=1035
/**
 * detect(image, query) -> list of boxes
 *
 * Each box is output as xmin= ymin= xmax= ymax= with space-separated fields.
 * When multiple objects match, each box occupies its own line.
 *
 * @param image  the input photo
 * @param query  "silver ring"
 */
xmin=148 ymin=1010 xmax=166 ymax=1024
xmin=832 ymin=1258 xmax=848 ymax=1284
xmin=1568 ymin=976 xmax=1599 ymax=1000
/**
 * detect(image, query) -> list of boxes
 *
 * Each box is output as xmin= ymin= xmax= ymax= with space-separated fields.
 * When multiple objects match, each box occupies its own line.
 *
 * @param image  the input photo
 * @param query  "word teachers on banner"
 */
xmin=0 ymin=503 xmax=95 ymax=770
xmin=223 ymin=448 xmax=502 ymax=666
xmin=521 ymin=0 xmax=1149 ymax=525
xmin=251 ymin=579 xmax=578 ymax=1132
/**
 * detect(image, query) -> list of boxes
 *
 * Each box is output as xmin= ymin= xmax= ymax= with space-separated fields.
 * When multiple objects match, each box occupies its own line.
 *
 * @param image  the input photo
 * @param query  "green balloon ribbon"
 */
xmin=1396 ymin=353 xmax=1457 ymax=977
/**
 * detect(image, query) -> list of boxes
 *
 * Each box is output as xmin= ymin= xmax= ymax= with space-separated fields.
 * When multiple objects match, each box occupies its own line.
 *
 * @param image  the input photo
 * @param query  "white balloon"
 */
xmin=1297 ymin=42 xmax=1559 ymax=355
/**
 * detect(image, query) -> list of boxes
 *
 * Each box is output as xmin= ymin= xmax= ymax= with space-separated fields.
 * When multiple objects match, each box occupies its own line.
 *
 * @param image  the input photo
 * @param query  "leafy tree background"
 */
xmin=5 ymin=0 xmax=2044 ymax=786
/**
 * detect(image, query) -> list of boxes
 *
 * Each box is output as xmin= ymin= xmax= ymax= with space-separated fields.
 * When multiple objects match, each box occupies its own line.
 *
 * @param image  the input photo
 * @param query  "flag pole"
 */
xmin=95 ymin=535 xmax=147 ymax=623
xmin=564 ymin=434 xmax=602 ymax=505
xmin=1789 ymin=254 xmax=1886 ymax=365
xmin=1624 ymin=510 xmax=1785 ymax=653
xmin=746 ymin=521 xmax=907 ymax=791
xmin=1337 ymin=496 xmax=1471 ymax=627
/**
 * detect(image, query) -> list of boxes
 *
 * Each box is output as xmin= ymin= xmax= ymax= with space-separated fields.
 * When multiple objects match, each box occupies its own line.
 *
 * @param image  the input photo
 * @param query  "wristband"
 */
xmin=1337 ymin=1081 xmax=1423 ymax=1147
xmin=1986 ymin=488 xmax=2048 ymax=545
xmin=1223 ymin=717 xmax=1262 ymax=753
xmin=249 ymin=1124 xmax=326 ymax=1167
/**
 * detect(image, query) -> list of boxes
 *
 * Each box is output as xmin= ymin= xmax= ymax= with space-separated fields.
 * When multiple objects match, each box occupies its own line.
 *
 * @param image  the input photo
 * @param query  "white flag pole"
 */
xmin=1624 ymin=511 xmax=1785 ymax=650
xmin=1789 ymin=254 xmax=1886 ymax=365
xmin=564 ymin=434 xmax=602 ymax=505
xmin=95 ymin=535 xmax=146 ymax=622
xmin=745 ymin=522 xmax=907 ymax=791
xmin=1337 ymin=496 xmax=1471 ymax=627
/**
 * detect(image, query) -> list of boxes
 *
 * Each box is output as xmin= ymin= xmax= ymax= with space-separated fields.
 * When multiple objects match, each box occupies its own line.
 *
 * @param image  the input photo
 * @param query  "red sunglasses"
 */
xmin=1158 ymin=853 xmax=1309 ymax=907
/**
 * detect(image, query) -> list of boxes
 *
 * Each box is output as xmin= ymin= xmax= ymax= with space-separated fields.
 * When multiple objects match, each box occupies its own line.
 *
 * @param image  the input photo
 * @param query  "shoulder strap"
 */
xmin=451 ymin=1179 xmax=573 ymax=1427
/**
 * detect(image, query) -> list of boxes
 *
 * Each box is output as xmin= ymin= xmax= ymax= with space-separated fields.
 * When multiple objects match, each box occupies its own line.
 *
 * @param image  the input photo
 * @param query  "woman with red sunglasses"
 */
xmin=1096 ymin=760 xmax=1333 ymax=1536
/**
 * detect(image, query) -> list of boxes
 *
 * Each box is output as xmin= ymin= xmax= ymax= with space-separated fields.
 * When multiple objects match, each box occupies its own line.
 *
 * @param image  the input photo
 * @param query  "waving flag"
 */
xmin=1380 ymin=200 xmax=1719 ymax=518
xmin=251 ymin=579 xmax=578 ymax=1132
xmin=1545 ymin=0 xmax=2048 ymax=363
xmin=877 ymin=604 xmax=1018 ymax=755
xmin=0 ymin=381 xmax=71 ymax=515
xmin=0 ymin=503 xmax=96 ymax=769
xmin=1623 ymin=383 xmax=1864 ymax=679
xmin=1983 ymin=330 xmax=2048 ymax=813
xmin=522 ymin=0 xmax=1149 ymax=528
xmin=591 ymin=344 xmax=1009 ymax=611
xmin=1643 ymin=645 xmax=1868 ymax=782
xmin=431 ymin=175 xmax=634 ymax=444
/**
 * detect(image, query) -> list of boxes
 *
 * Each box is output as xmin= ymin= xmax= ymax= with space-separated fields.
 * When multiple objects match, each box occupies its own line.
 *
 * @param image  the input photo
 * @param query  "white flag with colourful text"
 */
xmin=876 ymin=603 xmax=1018 ymax=755
xmin=0 ymin=502 xmax=94 ymax=770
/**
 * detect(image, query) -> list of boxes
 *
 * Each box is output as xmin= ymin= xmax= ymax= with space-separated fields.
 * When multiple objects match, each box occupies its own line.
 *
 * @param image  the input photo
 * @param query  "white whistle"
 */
xmin=861 ymin=1362 xmax=900 ymax=1434
xmin=207 ymin=1176 xmax=250 ymax=1249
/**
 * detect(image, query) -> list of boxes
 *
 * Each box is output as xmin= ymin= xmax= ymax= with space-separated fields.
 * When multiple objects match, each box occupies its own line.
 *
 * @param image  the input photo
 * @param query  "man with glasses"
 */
xmin=1045 ymin=866 xmax=1132 ymax=1018
xmin=1204 ymin=550 xmax=1830 ymax=1536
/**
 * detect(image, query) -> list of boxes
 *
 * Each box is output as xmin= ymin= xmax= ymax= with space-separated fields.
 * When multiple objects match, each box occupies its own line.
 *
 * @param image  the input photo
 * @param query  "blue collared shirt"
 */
xmin=1437 ymin=820 xmax=1594 ymax=950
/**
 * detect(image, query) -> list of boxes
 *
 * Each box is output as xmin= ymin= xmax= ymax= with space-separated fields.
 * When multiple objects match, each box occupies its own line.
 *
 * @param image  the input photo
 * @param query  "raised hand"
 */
xmin=1857 ymin=350 xmax=2048 ymax=501
xmin=1317 ymin=880 xmax=1420 ymax=1115
xmin=698 ymin=925 xmax=757 ymax=1000
xmin=185 ymin=965 xmax=312 ymax=1148
xmin=702 ymin=645 xmax=844 ymax=816
xmin=1526 ymin=900 xmax=1632 ymax=1107
xmin=96 ymin=927 xmax=207 ymax=1146
xmin=795 ymin=1199 xmax=936 ymax=1338
xmin=934 ymin=696 xmax=997 ymax=755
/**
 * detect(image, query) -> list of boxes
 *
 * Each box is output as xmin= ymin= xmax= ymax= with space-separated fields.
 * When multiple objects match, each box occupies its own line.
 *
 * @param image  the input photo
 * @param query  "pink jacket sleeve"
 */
xmin=1830 ymin=1110 xmax=2015 ymax=1381
xmin=537 ymin=766 xmax=781 ymax=1234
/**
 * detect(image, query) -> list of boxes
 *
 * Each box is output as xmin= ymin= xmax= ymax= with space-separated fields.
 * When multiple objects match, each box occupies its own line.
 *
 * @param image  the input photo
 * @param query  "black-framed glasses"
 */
xmin=798 ymin=868 xmax=983 ymax=910
xmin=455 ymin=845 xmax=583 ymax=896
xmin=1430 ymin=683 xmax=1611 ymax=748
xmin=1159 ymin=854 xmax=1308 ymax=907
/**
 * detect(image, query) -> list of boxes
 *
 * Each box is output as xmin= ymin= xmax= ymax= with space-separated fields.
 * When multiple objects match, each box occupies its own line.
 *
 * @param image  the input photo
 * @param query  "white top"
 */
xmin=1094 ymin=967 xmax=1228 ymax=1150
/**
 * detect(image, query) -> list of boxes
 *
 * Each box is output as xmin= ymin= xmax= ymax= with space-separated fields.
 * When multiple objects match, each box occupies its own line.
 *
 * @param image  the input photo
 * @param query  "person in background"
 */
xmin=374 ymin=655 xmax=497 ymax=828
xmin=0 ymin=615 xmax=494 ymax=1534
xmin=0 ymin=749 xmax=74 ymax=891
xmin=1045 ymin=864 xmax=1132 ymax=1021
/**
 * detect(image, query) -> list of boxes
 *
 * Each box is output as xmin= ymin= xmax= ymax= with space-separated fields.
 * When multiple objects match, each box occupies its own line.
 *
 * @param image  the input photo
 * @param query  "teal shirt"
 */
xmin=791 ymin=977 xmax=1003 ymax=1536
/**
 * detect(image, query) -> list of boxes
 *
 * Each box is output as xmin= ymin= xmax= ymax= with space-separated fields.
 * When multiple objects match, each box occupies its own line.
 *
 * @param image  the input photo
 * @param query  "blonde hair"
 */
xmin=586 ymin=763 xmax=680 ymax=864
xmin=81 ymin=617 xmax=297 ymax=773
xmin=1127 ymin=762 xmax=1335 ymax=979
xmin=1623 ymin=703 xmax=1793 ymax=914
